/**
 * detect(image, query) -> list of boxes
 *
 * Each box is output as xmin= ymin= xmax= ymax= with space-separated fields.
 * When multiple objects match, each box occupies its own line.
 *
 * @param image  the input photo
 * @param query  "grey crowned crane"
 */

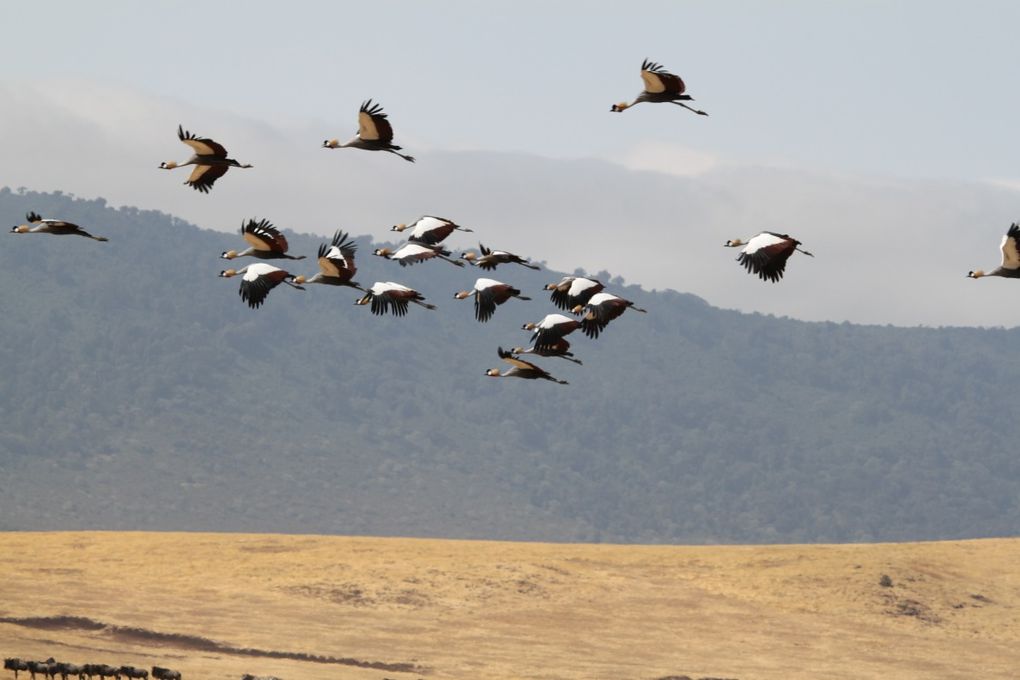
xmin=374 ymin=242 xmax=464 ymax=267
xmin=322 ymin=100 xmax=415 ymax=162
xmin=573 ymin=292 xmax=647 ymax=339
xmin=486 ymin=347 xmax=568 ymax=385
xmin=521 ymin=313 xmax=581 ymax=350
xmin=391 ymin=215 xmax=472 ymax=245
xmin=293 ymin=230 xmax=363 ymax=290
xmin=968 ymin=223 xmax=1020 ymax=279
xmin=725 ymin=232 xmax=814 ymax=282
xmin=221 ymin=218 xmax=305 ymax=261
xmin=159 ymin=125 xmax=252 ymax=193
xmin=461 ymin=243 xmax=540 ymax=271
xmin=454 ymin=277 xmax=531 ymax=322
xmin=546 ymin=276 xmax=605 ymax=311
xmin=219 ymin=263 xmax=304 ymax=309
xmin=10 ymin=211 xmax=108 ymax=241
xmin=510 ymin=339 xmax=583 ymax=365
xmin=355 ymin=281 xmax=435 ymax=316
xmin=611 ymin=59 xmax=708 ymax=115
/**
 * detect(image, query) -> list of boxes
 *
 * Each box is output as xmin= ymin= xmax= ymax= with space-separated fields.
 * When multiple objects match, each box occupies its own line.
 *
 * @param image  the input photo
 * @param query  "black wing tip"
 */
xmin=360 ymin=99 xmax=385 ymax=116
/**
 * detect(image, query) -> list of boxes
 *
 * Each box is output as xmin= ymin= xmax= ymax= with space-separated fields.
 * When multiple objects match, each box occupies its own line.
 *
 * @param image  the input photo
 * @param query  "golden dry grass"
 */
xmin=1 ymin=532 xmax=1018 ymax=680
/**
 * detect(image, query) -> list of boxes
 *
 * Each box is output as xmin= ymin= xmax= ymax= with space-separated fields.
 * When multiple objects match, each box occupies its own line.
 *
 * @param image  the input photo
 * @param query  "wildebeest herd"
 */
xmin=2 ymin=661 xmax=180 ymax=680
xmin=4 ymin=660 xmax=278 ymax=680
xmin=2 ymin=660 xmax=173 ymax=680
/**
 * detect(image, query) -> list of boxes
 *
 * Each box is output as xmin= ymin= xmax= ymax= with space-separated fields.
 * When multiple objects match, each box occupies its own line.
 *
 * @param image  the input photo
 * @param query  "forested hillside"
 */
xmin=1 ymin=188 xmax=1018 ymax=543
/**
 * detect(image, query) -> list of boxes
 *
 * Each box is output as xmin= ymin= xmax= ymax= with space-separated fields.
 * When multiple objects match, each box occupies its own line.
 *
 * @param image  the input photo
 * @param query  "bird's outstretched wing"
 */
xmin=358 ymin=99 xmax=395 ymax=143
xmin=498 ymin=347 xmax=541 ymax=371
xmin=1000 ymin=223 xmax=1020 ymax=270
xmin=185 ymin=164 xmax=228 ymax=193
xmin=239 ymin=266 xmax=287 ymax=309
xmin=242 ymin=218 xmax=288 ymax=253
xmin=178 ymin=125 xmax=228 ymax=158
xmin=737 ymin=232 xmax=797 ymax=283
xmin=474 ymin=287 xmax=500 ymax=322
xmin=318 ymin=230 xmax=357 ymax=277
xmin=640 ymin=59 xmax=686 ymax=96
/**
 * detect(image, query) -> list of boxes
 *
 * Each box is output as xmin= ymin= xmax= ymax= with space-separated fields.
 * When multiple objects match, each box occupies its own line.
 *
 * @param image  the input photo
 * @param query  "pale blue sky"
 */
xmin=5 ymin=1 xmax=1019 ymax=180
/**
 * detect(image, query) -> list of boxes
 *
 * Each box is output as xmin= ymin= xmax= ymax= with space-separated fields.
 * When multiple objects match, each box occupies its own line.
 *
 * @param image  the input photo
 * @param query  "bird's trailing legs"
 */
xmin=671 ymin=101 xmax=708 ymax=116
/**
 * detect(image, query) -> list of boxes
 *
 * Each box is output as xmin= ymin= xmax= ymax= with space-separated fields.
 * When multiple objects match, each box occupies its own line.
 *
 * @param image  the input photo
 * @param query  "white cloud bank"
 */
xmin=3 ymin=79 xmax=1019 ymax=328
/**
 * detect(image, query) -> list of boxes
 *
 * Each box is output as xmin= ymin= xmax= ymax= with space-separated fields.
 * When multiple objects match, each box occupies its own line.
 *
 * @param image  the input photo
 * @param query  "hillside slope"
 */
xmin=1 ymin=532 xmax=1018 ymax=680
xmin=1 ymin=189 xmax=1019 ymax=542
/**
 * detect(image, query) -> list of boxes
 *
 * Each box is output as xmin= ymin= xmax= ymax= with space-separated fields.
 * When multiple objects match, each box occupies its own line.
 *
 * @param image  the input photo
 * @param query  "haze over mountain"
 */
xmin=3 ymin=189 xmax=1018 ymax=544
xmin=3 ymin=80 xmax=1020 ymax=328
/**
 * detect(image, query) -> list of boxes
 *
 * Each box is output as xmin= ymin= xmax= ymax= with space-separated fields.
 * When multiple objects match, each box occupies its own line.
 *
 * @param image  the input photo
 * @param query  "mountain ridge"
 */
xmin=2 ymin=188 xmax=1018 ymax=543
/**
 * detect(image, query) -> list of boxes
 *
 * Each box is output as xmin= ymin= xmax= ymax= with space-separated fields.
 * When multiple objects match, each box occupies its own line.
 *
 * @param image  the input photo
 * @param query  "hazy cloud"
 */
xmin=617 ymin=142 xmax=723 ymax=177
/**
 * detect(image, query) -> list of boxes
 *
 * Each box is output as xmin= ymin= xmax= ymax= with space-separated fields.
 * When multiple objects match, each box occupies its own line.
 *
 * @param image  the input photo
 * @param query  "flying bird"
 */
xmin=219 ymin=263 xmax=305 ymax=309
xmin=486 ymin=347 xmax=568 ymax=385
xmin=546 ymin=276 xmax=605 ymax=311
xmin=355 ymin=282 xmax=436 ymax=316
xmin=454 ymin=278 xmax=531 ymax=322
xmin=461 ymin=243 xmax=540 ymax=271
xmin=391 ymin=215 xmax=472 ymax=245
xmin=521 ymin=313 xmax=582 ymax=350
xmin=322 ymin=100 xmax=415 ymax=162
xmin=221 ymin=218 xmax=305 ymax=261
xmin=573 ymin=292 xmax=647 ymax=339
xmin=611 ymin=59 xmax=708 ymax=115
xmin=293 ymin=230 xmax=363 ymax=290
xmin=968 ymin=223 xmax=1020 ymax=279
xmin=10 ymin=211 xmax=108 ymax=241
xmin=374 ymin=242 xmax=464 ymax=267
xmin=725 ymin=232 xmax=814 ymax=283
xmin=160 ymin=125 xmax=253 ymax=193
xmin=510 ymin=339 xmax=583 ymax=365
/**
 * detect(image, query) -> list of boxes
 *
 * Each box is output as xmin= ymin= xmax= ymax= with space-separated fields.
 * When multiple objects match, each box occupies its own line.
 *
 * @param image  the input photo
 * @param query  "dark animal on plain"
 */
xmin=92 ymin=666 xmax=119 ymax=680
xmin=118 ymin=668 xmax=146 ymax=680
xmin=241 ymin=675 xmax=282 ymax=680
xmin=26 ymin=660 xmax=55 ymax=680
xmin=5 ymin=658 xmax=29 ymax=679
xmin=55 ymin=664 xmax=84 ymax=680
xmin=150 ymin=668 xmax=180 ymax=680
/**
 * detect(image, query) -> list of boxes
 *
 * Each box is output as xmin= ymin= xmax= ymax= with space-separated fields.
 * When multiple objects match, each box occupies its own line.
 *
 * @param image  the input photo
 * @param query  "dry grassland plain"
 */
xmin=0 ymin=533 xmax=1018 ymax=680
